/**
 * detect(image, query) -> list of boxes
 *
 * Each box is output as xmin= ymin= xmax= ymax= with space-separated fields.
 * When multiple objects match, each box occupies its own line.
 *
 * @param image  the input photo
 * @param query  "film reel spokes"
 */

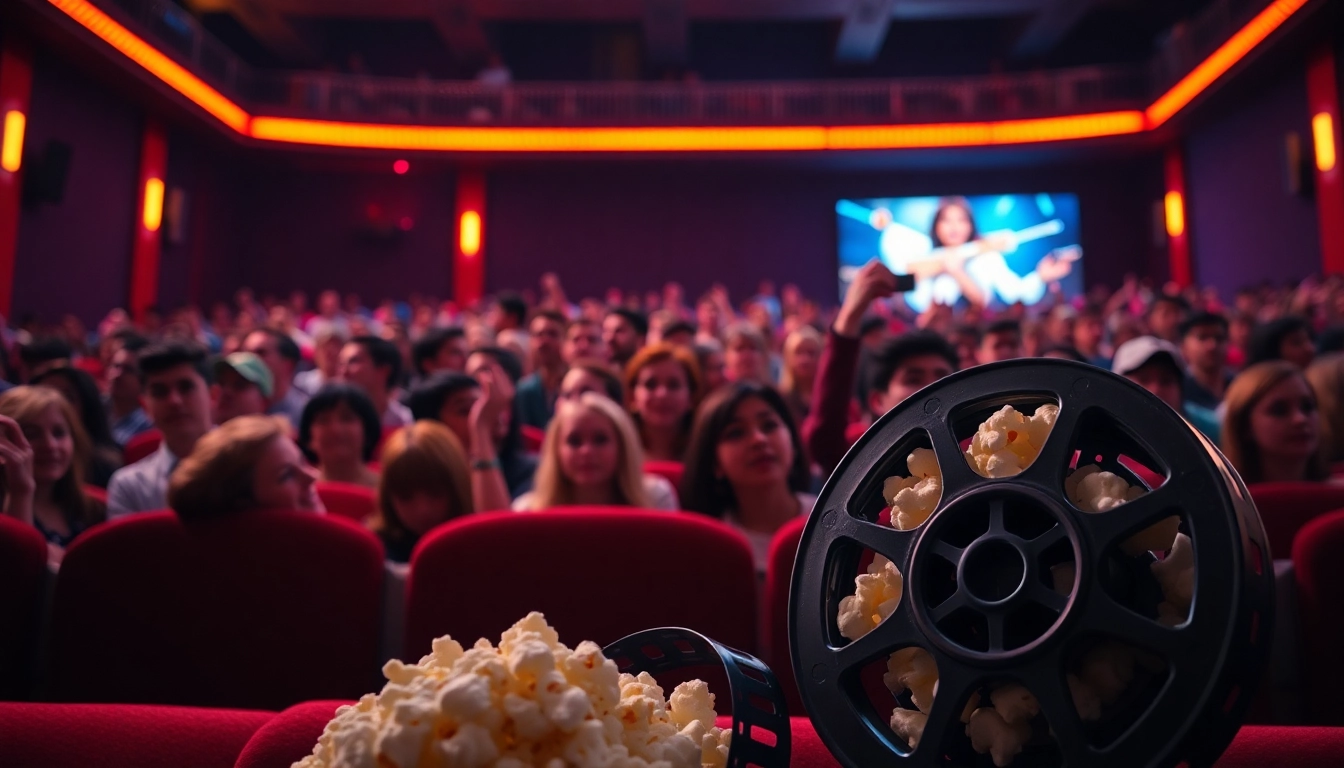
xmin=791 ymin=359 xmax=1273 ymax=768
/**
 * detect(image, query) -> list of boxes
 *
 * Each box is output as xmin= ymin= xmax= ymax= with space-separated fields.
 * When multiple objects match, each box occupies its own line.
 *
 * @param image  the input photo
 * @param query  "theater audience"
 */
xmin=660 ymin=320 xmax=697 ymax=348
xmin=681 ymin=382 xmax=813 ymax=572
xmin=408 ymin=372 xmax=481 ymax=446
xmin=603 ymin=308 xmax=647 ymax=369
xmin=243 ymin=329 xmax=310 ymax=428
xmin=411 ymin=327 xmax=468 ymax=381
xmin=978 ymin=319 xmax=1024 ymax=363
xmin=338 ymin=335 xmax=412 ymax=428
xmin=562 ymin=317 xmax=606 ymax=363
xmin=1146 ymin=294 xmax=1189 ymax=344
xmin=692 ymin=340 xmax=726 ymax=393
xmin=294 ymin=327 xmax=345 ymax=395
xmin=1179 ymin=312 xmax=1231 ymax=409
xmin=487 ymin=292 xmax=527 ymax=335
xmin=517 ymin=310 xmax=566 ymax=429
xmin=372 ymin=421 xmax=477 ymax=563
xmin=1073 ymin=305 xmax=1109 ymax=367
xmin=465 ymin=347 xmax=538 ymax=499
xmin=108 ymin=342 xmax=214 ymax=517
xmin=298 ymin=383 xmax=382 ymax=488
xmin=1307 ymin=354 xmax=1344 ymax=465
xmin=1247 ymin=315 xmax=1316 ymax=369
xmin=167 ymin=415 xmax=323 ymax=521
xmin=558 ymin=360 xmax=625 ymax=404
xmin=0 ymin=387 xmax=106 ymax=558
xmin=104 ymin=335 xmax=154 ymax=446
xmin=211 ymin=352 xmax=273 ymax=425
xmin=1221 ymin=361 xmax=1328 ymax=484
xmin=779 ymin=326 xmax=821 ymax=421
xmin=513 ymin=392 xmax=676 ymax=511
xmin=723 ymin=323 xmax=769 ymax=384
xmin=624 ymin=344 xmax=701 ymax=463
xmin=30 ymin=365 xmax=123 ymax=487
xmin=1111 ymin=336 xmax=1220 ymax=441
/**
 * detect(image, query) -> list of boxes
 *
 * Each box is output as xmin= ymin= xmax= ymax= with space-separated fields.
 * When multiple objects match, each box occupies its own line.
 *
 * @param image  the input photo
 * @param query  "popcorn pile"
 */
xmin=293 ymin=613 xmax=731 ymax=768
xmin=836 ymin=404 xmax=1197 ymax=766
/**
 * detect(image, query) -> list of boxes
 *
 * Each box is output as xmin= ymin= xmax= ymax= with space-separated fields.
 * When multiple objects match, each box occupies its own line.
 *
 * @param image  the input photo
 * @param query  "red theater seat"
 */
xmin=0 ymin=516 xmax=48 ymax=699
xmin=521 ymin=424 xmax=545 ymax=453
xmin=643 ymin=460 xmax=685 ymax=490
xmin=222 ymin=703 xmax=1344 ymax=768
xmin=122 ymin=428 xmax=162 ymax=465
xmin=765 ymin=515 xmax=808 ymax=716
xmin=1248 ymin=482 xmax=1344 ymax=558
xmin=1293 ymin=510 xmax=1344 ymax=725
xmin=47 ymin=510 xmax=385 ymax=710
xmin=83 ymin=484 xmax=107 ymax=505
xmin=0 ymin=702 xmax=272 ymax=768
xmin=315 ymin=481 xmax=377 ymax=522
xmin=404 ymin=509 xmax=757 ymax=659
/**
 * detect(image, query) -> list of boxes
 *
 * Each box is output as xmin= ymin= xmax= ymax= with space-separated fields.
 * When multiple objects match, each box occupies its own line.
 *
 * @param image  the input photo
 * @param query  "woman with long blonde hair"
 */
xmin=1222 ymin=361 xmax=1328 ymax=485
xmin=0 ymin=386 xmax=105 ymax=553
xmin=372 ymin=420 xmax=476 ymax=563
xmin=513 ymin=392 xmax=676 ymax=511
xmin=1306 ymin=353 xmax=1344 ymax=465
xmin=778 ymin=326 xmax=822 ymax=422
xmin=168 ymin=415 xmax=323 ymax=521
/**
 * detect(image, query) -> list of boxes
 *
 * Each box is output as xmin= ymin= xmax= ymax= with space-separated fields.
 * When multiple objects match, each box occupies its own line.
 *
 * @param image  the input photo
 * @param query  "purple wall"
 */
xmin=486 ymin=157 xmax=1165 ymax=305
xmin=12 ymin=53 xmax=140 ymax=327
xmin=1185 ymin=61 xmax=1321 ymax=299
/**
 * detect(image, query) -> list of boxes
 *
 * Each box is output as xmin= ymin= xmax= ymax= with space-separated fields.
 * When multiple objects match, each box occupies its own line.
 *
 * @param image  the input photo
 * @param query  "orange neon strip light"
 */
xmin=1146 ymin=0 xmax=1310 ymax=128
xmin=48 ymin=0 xmax=1305 ymax=152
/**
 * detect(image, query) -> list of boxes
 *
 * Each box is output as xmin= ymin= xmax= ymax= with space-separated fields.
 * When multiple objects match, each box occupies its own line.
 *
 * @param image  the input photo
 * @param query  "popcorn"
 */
xmin=1078 ymin=641 xmax=1136 ymax=706
xmin=883 ymin=448 xmax=943 ymax=531
xmin=1151 ymin=533 xmax=1195 ymax=625
xmin=836 ymin=555 xmax=904 ymax=641
xmin=965 ymin=404 xmax=1058 ymax=479
xmin=966 ymin=707 xmax=1032 ymax=767
xmin=883 ymin=647 xmax=938 ymax=715
xmin=1066 ymin=464 xmax=1179 ymax=556
xmin=990 ymin=684 xmax=1039 ymax=725
xmin=293 ymin=613 xmax=730 ymax=768
xmin=889 ymin=708 xmax=928 ymax=749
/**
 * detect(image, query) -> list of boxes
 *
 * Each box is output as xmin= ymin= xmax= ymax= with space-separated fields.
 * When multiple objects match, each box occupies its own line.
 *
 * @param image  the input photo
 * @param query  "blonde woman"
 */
xmin=373 ymin=421 xmax=477 ymax=563
xmin=1306 ymin=353 xmax=1344 ymax=465
xmin=1221 ymin=361 xmax=1328 ymax=485
xmin=778 ymin=326 xmax=822 ymax=422
xmin=513 ymin=392 xmax=677 ymax=511
xmin=168 ymin=415 xmax=324 ymax=521
xmin=0 ymin=386 xmax=106 ymax=556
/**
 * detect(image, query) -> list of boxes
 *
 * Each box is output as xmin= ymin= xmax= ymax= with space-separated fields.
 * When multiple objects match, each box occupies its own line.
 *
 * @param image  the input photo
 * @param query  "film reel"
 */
xmin=790 ymin=359 xmax=1274 ymax=768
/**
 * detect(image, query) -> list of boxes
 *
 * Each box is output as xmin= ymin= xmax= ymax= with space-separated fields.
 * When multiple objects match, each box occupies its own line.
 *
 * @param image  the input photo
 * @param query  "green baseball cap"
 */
xmin=213 ymin=352 xmax=275 ymax=398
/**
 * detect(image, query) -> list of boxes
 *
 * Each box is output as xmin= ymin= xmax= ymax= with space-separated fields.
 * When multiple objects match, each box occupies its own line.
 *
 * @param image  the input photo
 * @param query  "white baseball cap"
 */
xmin=1111 ymin=336 xmax=1187 ymax=377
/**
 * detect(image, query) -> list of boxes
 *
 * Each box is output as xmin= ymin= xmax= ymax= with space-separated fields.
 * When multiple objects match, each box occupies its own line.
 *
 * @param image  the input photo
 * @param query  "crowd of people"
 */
xmin=2 ymin=266 xmax=1343 ymax=571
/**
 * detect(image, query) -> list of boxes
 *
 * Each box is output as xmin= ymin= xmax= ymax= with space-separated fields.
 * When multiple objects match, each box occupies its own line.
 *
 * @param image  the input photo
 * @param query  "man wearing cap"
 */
xmin=1111 ymin=336 xmax=1219 ymax=442
xmin=213 ymin=351 xmax=274 ymax=425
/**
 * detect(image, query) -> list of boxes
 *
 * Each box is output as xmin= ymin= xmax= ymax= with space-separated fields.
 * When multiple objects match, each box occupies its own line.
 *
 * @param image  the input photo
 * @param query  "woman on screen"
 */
xmin=880 ymin=196 xmax=1078 ymax=311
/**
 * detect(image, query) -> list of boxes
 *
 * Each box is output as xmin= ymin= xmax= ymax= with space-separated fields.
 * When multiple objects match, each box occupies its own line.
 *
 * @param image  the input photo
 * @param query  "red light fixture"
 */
xmin=393 ymin=159 xmax=410 ymax=174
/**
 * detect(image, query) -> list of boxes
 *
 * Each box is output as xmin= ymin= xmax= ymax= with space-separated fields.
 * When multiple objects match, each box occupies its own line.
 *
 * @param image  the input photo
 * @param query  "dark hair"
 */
xmin=411 ymin=327 xmax=465 ymax=376
xmin=1178 ymin=311 xmax=1229 ymax=339
xmin=298 ymin=383 xmax=383 ymax=464
xmin=868 ymin=331 xmax=959 ymax=396
xmin=985 ymin=319 xmax=1022 ymax=338
xmin=1040 ymin=345 xmax=1088 ymax=364
xmin=350 ymin=335 xmax=402 ymax=389
xmin=32 ymin=366 xmax=121 ymax=451
xmin=407 ymin=372 xmax=480 ymax=422
xmin=469 ymin=346 xmax=523 ymax=384
xmin=138 ymin=341 xmax=212 ymax=384
xmin=859 ymin=316 xmax=888 ymax=338
xmin=494 ymin=292 xmax=527 ymax=326
xmin=607 ymin=308 xmax=649 ymax=338
xmin=679 ymin=382 xmax=810 ymax=520
xmin=530 ymin=309 xmax=568 ymax=327
xmin=1247 ymin=316 xmax=1313 ymax=366
xmin=565 ymin=359 xmax=625 ymax=403
xmin=951 ymin=324 xmax=982 ymax=344
xmin=929 ymin=196 xmax=978 ymax=248
xmin=110 ymin=329 xmax=150 ymax=353
xmin=1318 ymin=324 xmax=1344 ymax=354
xmin=1148 ymin=293 xmax=1190 ymax=317
xmin=249 ymin=328 xmax=301 ymax=364
xmin=661 ymin=320 xmax=697 ymax=339
xmin=19 ymin=337 xmax=72 ymax=368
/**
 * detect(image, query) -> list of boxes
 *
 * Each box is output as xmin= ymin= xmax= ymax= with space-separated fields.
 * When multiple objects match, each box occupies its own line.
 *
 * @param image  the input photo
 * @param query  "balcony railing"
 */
xmin=93 ymin=0 xmax=1276 ymax=127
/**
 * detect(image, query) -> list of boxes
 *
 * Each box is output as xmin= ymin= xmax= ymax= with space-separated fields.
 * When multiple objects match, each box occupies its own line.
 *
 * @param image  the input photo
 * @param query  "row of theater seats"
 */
xmin=4 ymin=700 xmax=1343 ymax=768
xmin=2 ymin=483 xmax=1343 ymax=721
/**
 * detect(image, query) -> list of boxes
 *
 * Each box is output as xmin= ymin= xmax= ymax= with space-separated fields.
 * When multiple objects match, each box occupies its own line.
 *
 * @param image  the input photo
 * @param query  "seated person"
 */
xmin=977 ymin=319 xmax=1024 ymax=364
xmin=212 ymin=352 xmax=273 ymax=425
xmin=1222 ymin=360 xmax=1329 ymax=484
xmin=1111 ymin=337 xmax=1220 ymax=442
xmin=516 ymin=311 xmax=567 ymax=430
xmin=103 ymin=334 xmax=154 ymax=446
xmin=410 ymin=326 xmax=468 ymax=382
xmin=465 ymin=348 xmax=538 ymax=499
xmin=167 ymin=415 xmax=324 ymax=520
xmin=30 ymin=365 xmax=123 ymax=487
xmin=243 ymin=329 xmax=310 ymax=429
xmin=371 ymin=420 xmax=476 ymax=563
xmin=0 ymin=387 xmax=107 ymax=561
xmin=108 ymin=342 xmax=214 ymax=517
xmin=623 ymin=344 xmax=701 ymax=463
xmin=298 ymin=383 xmax=382 ymax=488
xmin=1179 ymin=312 xmax=1232 ymax=409
xmin=1246 ymin=315 xmax=1316 ymax=369
xmin=338 ymin=335 xmax=413 ymax=428
xmin=680 ymin=382 xmax=814 ymax=572
xmin=513 ymin=392 xmax=677 ymax=511
xmin=559 ymin=360 xmax=624 ymax=404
